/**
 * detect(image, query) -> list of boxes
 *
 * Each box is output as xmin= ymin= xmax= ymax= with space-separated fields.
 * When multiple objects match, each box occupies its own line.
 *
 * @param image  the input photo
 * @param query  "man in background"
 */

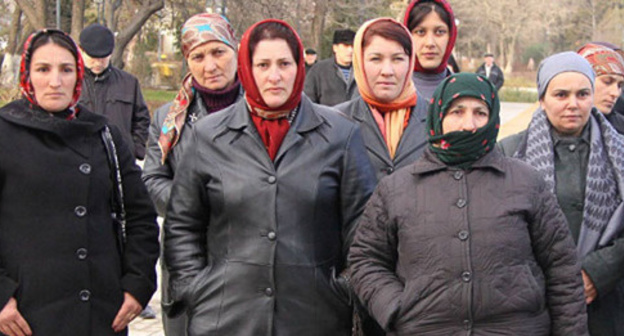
xmin=305 ymin=48 xmax=318 ymax=73
xmin=304 ymin=29 xmax=358 ymax=106
xmin=79 ymin=24 xmax=150 ymax=160
xmin=476 ymin=52 xmax=504 ymax=91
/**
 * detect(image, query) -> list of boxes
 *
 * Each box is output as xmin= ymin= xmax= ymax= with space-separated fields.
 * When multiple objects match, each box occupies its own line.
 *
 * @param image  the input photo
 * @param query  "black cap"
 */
xmin=332 ymin=29 xmax=355 ymax=46
xmin=305 ymin=48 xmax=317 ymax=55
xmin=79 ymin=24 xmax=115 ymax=58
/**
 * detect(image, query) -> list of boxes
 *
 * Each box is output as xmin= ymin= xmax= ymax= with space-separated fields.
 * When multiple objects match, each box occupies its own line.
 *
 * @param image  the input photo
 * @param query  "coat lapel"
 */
xmin=351 ymin=99 xmax=393 ymax=166
xmin=394 ymin=96 xmax=427 ymax=164
xmin=274 ymin=96 xmax=324 ymax=165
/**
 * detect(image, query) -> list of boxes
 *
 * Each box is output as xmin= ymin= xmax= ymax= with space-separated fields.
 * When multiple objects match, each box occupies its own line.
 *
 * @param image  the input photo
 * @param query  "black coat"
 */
xmin=476 ymin=63 xmax=505 ymax=91
xmin=304 ymin=58 xmax=358 ymax=106
xmin=0 ymin=100 xmax=159 ymax=335
xmin=335 ymin=96 xmax=428 ymax=181
xmin=79 ymin=66 xmax=151 ymax=159
xmin=350 ymin=149 xmax=588 ymax=335
xmin=164 ymin=96 xmax=377 ymax=335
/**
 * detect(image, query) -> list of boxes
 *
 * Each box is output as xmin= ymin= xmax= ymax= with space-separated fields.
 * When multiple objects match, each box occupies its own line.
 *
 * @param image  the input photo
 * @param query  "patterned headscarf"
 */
xmin=238 ymin=19 xmax=306 ymax=115
xmin=403 ymin=0 xmax=457 ymax=74
xmin=20 ymin=28 xmax=84 ymax=116
xmin=352 ymin=18 xmax=418 ymax=158
xmin=427 ymin=72 xmax=500 ymax=168
xmin=158 ymin=14 xmax=238 ymax=163
xmin=578 ymin=43 xmax=624 ymax=77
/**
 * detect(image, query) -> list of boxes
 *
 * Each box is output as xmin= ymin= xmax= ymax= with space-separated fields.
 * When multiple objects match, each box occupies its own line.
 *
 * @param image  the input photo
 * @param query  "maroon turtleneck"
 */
xmin=192 ymin=78 xmax=241 ymax=114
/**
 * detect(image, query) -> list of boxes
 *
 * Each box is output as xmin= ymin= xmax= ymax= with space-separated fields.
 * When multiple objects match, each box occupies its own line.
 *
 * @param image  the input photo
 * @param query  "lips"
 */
xmin=422 ymin=53 xmax=439 ymax=59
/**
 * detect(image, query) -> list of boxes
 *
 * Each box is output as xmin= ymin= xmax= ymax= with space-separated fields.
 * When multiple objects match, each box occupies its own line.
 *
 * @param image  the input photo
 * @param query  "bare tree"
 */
xmin=70 ymin=0 xmax=85 ymax=40
xmin=14 ymin=0 xmax=46 ymax=30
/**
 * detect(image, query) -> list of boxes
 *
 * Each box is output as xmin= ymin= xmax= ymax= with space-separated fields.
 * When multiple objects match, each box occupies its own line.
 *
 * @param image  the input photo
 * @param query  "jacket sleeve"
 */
xmin=494 ymin=66 xmax=505 ymax=91
xmin=348 ymin=181 xmax=404 ymax=331
xmin=163 ymin=129 xmax=210 ymax=313
xmin=110 ymin=125 xmax=160 ymax=308
xmin=529 ymin=176 xmax=588 ymax=336
xmin=131 ymin=78 xmax=150 ymax=160
xmin=304 ymin=66 xmax=321 ymax=103
xmin=340 ymin=124 xmax=377 ymax=261
xmin=142 ymin=104 xmax=174 ymax=217
xmin=581 ymin=234 xmax=624 ymax=297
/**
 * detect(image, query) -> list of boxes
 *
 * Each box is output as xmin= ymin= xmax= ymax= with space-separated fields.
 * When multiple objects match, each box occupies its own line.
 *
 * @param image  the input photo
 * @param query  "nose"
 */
xmin=203 ymin=57 xmax=217 ymax=72
xmin=267 ymin=65 xmax=281 ymax=83
xmin=460 ymin=113 xmax=477 ymax=132
xmin=380 ymin=59 xmax=394 ymax=76
xmin=425 ymin=32 xmax=436 ymax=46
xmin=49 ymin=69 xmax=62 ymax=87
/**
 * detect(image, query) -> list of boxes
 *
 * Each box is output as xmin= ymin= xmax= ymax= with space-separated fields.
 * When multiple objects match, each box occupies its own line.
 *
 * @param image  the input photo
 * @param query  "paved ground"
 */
xmin=128 ymin=101 xmax=537 ymax=335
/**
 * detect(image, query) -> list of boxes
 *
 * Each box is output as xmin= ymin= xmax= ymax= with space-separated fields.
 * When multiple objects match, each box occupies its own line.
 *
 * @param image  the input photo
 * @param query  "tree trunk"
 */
xmin=7 ymin=7 xmax=22 ymax=55
xmin=311 ymin=0 xmax=328 ymax=52
xmin=111 ymin=0 xmax=164 ymax=69
xmin=15 ymin=0 xmax=46 ymax=30
xmin=70 ymin=0 xmax=85 ymax=41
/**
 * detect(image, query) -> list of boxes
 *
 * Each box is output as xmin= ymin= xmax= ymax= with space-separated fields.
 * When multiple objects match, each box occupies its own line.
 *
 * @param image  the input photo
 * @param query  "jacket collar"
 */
xmin=412 ymin=147 xmax=506 ymax=175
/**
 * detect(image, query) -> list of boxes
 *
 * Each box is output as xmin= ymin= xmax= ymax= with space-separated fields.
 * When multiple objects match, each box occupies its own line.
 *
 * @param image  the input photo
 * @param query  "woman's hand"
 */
xmin=581 ymin=270 xmax=598 ymax=305
xmin=111 ymin=292 xmax=143 ymax=332
xmin=0 ymin=298 xmax=32 ymax=336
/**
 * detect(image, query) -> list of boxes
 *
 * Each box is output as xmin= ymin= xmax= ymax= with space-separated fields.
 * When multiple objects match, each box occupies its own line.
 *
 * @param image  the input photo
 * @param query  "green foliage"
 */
xmin=499 ymin=87 xmax=538 ymax=103
xmin=522 ymin=43 xmax=547 ymax=65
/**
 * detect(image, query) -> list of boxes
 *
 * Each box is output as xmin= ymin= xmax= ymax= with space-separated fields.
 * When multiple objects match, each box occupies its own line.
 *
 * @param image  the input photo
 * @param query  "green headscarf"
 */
xmin=426 ymin=72 xmax=500 ymax=168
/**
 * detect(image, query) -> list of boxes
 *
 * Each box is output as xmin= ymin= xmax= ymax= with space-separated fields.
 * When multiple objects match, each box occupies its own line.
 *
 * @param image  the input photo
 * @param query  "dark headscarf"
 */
xmin=403 ymin=0 xmax=457 ymax=74
xmin=20 ymin=28 xmax=84 ymax=117
xmin=427 ymin=72 xmax=500 ymax=168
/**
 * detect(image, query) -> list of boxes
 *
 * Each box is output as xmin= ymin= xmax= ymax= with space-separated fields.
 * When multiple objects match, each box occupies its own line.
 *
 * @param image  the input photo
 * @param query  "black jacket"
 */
xmin=80 ymin=66 xmax=151 ymax=159
xmin=0 ymin=100 xmax=159 ymax=335
xmin=164 ymin=96 xmax=376 ymax=335
xmin=304 ymin=58 xmax=358 ymax=106
xmin=476 ymin=63 xmax=505 ymax=91
xmin=335 ymin=96 xmax=428 ymax=181
xmin=350 ymin=149 xmax=587 ymax=335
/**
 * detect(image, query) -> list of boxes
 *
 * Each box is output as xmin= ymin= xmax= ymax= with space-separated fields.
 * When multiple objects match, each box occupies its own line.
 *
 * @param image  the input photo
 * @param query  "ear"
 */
xmin=332 ymin=44 xmax=339 ymax=54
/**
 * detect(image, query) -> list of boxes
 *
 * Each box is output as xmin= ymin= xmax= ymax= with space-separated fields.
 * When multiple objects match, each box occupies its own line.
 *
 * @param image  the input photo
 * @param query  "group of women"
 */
xmin=1 ymin=0 xmax=623 ymax=335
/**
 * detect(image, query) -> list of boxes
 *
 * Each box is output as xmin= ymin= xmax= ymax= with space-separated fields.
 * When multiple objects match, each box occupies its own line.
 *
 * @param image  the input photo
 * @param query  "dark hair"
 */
xmin=362 ymin=20 xmax=412 ymax=57
xmin=29 ymin=30 xmax=79 ymax=66
xmin=305 ymin=48 xmax=317 ymax=55
xmin=248 ymin=22 xmax=300 ymax=64
xmin=407 ymin=1 xmax=451 ymax=33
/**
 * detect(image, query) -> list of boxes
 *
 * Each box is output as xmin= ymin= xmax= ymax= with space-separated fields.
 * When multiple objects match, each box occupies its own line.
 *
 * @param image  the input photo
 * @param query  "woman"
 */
xmin=350 ymin=72 xmax=588 ymax=335
xmin=141 ymin=13 xmax=241 ymax=335
xmin=499 ymin=52 xmax=624 ymax=336
xmin=578 ymin=43 xmax=624 ymax=133
xmin=336 ymin=18 xmax=428 ymax=181
xmin=403 ymin=0 xmax=457 ymax=101
xmin=164 ymin=19 xmax=376 ymax=335
xmin=0 ymin=29 xmax=159 ymax=335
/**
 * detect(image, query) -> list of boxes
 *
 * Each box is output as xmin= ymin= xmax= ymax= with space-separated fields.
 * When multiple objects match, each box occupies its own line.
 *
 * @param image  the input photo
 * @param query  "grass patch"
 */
xmin=499 ymin=87 xmax=538 ymax=103
xmin=143 ymin=89 xmax=177 ymax=114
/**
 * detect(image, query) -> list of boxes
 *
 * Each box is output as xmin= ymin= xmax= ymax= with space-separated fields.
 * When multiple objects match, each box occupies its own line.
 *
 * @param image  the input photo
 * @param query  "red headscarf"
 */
xmin=403 ymin=0 xmax=457 ymax=74
xmin=237 ymin=19 xmax=306 ymax=160
xmin=20 ymin=28 xmax=84 ymax=116
xmin=237 ymin=19 xmax=306 ymax=114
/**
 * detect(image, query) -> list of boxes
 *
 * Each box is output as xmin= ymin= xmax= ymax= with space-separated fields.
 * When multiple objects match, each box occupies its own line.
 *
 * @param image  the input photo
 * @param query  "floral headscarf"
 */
xmin=427 ymin=72 xmax=500 ymax=168
xmin=20 ymin=28 xmax=84 ymax=116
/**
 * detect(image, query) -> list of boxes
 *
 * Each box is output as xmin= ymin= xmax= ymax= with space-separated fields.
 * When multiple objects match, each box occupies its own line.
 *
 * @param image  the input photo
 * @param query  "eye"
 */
xmin=255 ymin=62 xmax=268 ymax=69
xmin=412 ymin=28 xmax=426 ymax=36
xmin=554 ymin=92 xmax=566 ymax=98
xmin=214 ymin=49 xmax=225 ymax=56
xmin=280 ymin=60 xmax=292 ymax=67
xmin=393 ymin=56 xmax=406 ymax=62
xmin=578 ymin=91 xmax=591 ymax=98
xmin=191 ymin=54 xmax=203 ymax=62
xmin=435 ymin=28 xmax=448 ymax=36
xmin=34 ymin=66 xmax=49 ymax=73
xmin=62 ymin=67 xmax=75 ymax=73
xmin=477 ymin=110 xmax=489 ymax=117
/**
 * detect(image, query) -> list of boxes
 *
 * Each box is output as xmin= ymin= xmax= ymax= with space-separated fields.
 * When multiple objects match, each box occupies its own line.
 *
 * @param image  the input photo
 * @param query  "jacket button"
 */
xmin=461 ymin=271 xmax=472 ymax=282
xmin=74 ymin=206 xmax=87 ymax=217
xmin=79 ymin=163 xmax=92 ymax=175
xmin=79 ymin=289 xmax=91 ymax=302
xmin=267 ymin=231 xmax=277 ymax=241
xmin=456 ymin=199 xmax=467 ymax=208
xmin=453 ymin=171 xmax=463 ymax=180
xmin=264 ymin=288 xmax=274 ymax=296
xmin=267 ymin=176 xmax=277 ymax=184
xmin=76 ymin=248 xmax=88 ymax=260
xmin=386 ymin=167 xmax=394 ymax=174
xmin=458 ymin=230 xmax=469 ymax=241
xmin=568 ymin=144 xmax=576 ymax=152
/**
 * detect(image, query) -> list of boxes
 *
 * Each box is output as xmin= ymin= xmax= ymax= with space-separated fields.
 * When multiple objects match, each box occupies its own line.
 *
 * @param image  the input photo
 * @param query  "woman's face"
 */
xmin=187 ymin=41 xmax=237 ymax=90
xmin=252 ymin=38 xmax=298 ymax=109
xmin=594 ymin=74 xmax=624 ymax=114
xmin=442 ymin=97 xmax=489 ymax=134
xmin=411 ymin=11 xmax=449 ymax=70
xmin=363 ymin=35 xmax=411 ymax=103
xmin=30 ymin=43 xmax=77 ymax=112
xmin=540 ymin=72 xmax=593 ymax=136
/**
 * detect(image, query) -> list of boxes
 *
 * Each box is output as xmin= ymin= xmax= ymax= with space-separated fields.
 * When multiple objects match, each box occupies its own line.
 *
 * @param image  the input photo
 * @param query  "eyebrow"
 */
xmin=31 ymin=61 xmax=75 ymax=67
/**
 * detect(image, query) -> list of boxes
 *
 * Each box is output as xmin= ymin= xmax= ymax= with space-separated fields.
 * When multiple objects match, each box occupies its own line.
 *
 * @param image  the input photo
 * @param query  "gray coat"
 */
xmin=349 ymin=149 xmax=588 ymax=336
xmin=335 ymin=96 xmax=428 ymax=181
xmin=164 ymin=96 xmax=377 ymax=336
xmin=304 ymin=58 xmax=358 ymax=106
